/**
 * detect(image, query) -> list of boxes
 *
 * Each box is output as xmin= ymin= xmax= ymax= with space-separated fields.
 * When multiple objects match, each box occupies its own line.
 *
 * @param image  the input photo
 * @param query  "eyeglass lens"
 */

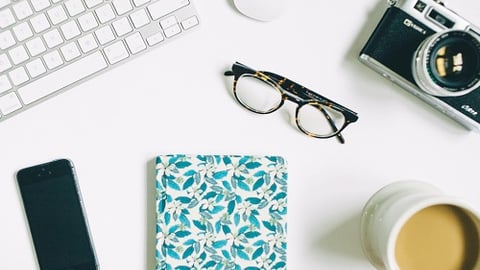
xmin=235 ymin=74 xmax=346 ymax=137
xmin=297 ymin=104 xmax=346 ymax=136
xmin=235 ymin=74 xmax=283 ymax=113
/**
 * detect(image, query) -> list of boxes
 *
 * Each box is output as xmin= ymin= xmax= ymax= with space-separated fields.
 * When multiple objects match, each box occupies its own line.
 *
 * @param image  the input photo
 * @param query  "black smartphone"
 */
xmin=17 ymin=159 xmax=98 ymax=270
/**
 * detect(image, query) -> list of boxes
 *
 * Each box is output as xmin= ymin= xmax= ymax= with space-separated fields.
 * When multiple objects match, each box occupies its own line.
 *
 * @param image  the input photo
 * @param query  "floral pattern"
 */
xmin=155 ymin=155 xmax=288 ymax=270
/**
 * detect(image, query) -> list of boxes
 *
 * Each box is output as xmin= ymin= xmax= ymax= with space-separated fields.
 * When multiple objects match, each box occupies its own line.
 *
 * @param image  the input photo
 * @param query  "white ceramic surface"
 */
xmin=361 ymin=181 xmax=480 ymax=270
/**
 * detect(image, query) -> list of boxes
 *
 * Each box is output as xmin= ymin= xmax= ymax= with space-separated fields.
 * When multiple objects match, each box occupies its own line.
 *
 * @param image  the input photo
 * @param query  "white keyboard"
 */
xmin=0 ymin=0 xmax=199 ymax=122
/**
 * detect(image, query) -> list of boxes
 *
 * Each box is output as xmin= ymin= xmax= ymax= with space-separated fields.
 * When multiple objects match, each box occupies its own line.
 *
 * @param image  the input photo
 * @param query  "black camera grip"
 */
xmin=360 ymin=7 xmax=435 ymax=83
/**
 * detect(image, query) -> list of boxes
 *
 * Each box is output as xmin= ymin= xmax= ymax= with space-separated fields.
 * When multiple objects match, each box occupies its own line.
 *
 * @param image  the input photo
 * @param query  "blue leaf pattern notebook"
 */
xmin=155 ymin=155 xmax=288 ymax=270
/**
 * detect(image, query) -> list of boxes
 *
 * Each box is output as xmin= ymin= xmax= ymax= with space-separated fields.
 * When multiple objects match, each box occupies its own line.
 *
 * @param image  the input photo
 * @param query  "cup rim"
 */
xmin=385 ymin=197 xmax=480 ymax=269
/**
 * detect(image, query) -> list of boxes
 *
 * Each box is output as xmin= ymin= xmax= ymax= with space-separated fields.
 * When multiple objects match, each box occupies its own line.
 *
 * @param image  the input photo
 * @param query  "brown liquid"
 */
xmin=395 ymin=205 xmax=479 ymax=270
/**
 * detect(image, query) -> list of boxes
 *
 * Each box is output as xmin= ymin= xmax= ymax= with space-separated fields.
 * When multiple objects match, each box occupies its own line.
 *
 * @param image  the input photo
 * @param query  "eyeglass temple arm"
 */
xmin=226 ymin=65 xmax=348 ymax=143
xmin=320 ymin=107 xmax=345 ymax=144
xmin=225 ymin=62 xmax=257 ymax=77
xmin=226 ymin=63 xmax=355 ymax=116
xmin=270 ymin=77 xmax=345 ymax=143
xmin=264 ymin=72 xmax=347 ymax=143
xmin=264 ymin=71 xmax=358 ymax=117
xmin=284 ymin=93 xmax=345 ymax=143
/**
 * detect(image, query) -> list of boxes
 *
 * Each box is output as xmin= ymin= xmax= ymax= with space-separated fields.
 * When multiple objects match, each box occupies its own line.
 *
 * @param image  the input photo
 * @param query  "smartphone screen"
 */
xmin=17 ymin=159 xmax=98 ymax=270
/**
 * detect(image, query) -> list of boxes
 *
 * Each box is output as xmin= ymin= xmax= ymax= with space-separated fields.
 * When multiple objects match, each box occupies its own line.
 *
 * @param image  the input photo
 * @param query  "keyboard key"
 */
xmin=0 ymin=30 xmax=16 ymax=50
xmin=60 ymin=20 xmax=81 ymax=40
xmin=78 ymin=33 xmax=98 ymax=53
xmin=0 ymin=92 xmax=22 ymax=115
xmin=129 ymin=9 xmax=150 ymax=28
xmin=18 ymin=51 xmax=108 ymax=104
xmin=104 ymin=40 xmax=129 ymax=64
xmin=112 ymin=0 xmax=133 ymax=15
xmin=47 ymin=5 xmax=68 ymax=25
xmin=95 ymin=4 xmax=115 ymax=24
xmin=133 ymin=0 xmax=149 ymax=7
xmin=30 ymin=13 xmax=51 ymax=33
xmin=147 ymin=0 xmax=189 ymax=20
xmin=0 ymin=0 xmax=10 ymax=9
xmin=43 ymin=50 xmax=63 ymax=69
xmin=164 ymin=24 xmax=180 ymax=38
xmin=0 ymin=0 xmax=199 ymax=122
xmin=125 ymin=32 xmax=146 ymax=54
xmin=25 ymin=37 xmax=46 ymax=56
xmin=181 ymin=15 xmax=198 ymax=30
xmin=8 ymin=45 xmax=29 ymax=65
xmin=0 ymin=75 xmax=12 ymax=94
xmin=12 ymin=1 xmax=33 ymax=20
xmin=26 ymin=58 xmax=46 ymax=78
xmin=84 ymin=0 xmax=102 ymax=8
xmin=0 ymin=53 xmax=12 ymax=73
xmin=0 ymin=8 xmax=15 ymax=28
xmin=64 ymin=0 xmax=85 ymax=16
xmin=43 ymin=29 xmax=63 ymax=48
xmin=146 ymin=32 xmax=163 ymax=46
xmin=60 ymin=42 xmax=81 ymax=61
xmin=12 ymin=22 xmax=33 ymax=42
xmin=30 ymin=0 xmax=50 ymax=12
xmin=95 ymin=25 xmax=115 ymax=45
xmin=112 ymin=17 xmax=132 ymax=36
xmin=9 ymin=66 xmax=29 ymax=86
xmin=160 ymin=16 xmax=177 ymax=29
xmin=78 ymin=12 xmax=98 ymax=32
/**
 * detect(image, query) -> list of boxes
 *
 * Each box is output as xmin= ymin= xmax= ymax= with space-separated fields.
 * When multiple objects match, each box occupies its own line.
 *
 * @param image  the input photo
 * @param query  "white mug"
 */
xmin=360 ymin=180 xmax=480 ymax=270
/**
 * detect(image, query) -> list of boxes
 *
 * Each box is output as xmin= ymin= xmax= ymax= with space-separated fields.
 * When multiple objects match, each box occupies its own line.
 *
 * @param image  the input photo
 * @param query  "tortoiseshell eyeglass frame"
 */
xmin=224 ymin=62 xmax=359 ymax=144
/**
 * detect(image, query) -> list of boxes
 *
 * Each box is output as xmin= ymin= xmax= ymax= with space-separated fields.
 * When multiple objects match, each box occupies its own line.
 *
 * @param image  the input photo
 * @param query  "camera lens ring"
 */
xmin=413 ymin=30 xmax=480 ymax=97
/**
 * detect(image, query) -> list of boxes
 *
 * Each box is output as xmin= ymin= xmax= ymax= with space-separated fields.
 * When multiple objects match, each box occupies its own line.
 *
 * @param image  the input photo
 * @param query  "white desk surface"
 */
xmin=2 ymin=0 xmax=480 ymax=269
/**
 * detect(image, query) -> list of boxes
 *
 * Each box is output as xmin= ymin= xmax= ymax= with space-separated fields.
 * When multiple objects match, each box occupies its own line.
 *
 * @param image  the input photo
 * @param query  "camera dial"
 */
xmin=413 ymin=30 xmax=480 ymax=97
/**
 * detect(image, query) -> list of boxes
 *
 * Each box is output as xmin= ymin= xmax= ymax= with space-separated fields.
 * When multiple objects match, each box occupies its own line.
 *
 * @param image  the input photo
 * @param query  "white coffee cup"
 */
xmin=360 ymin=180 xmax=480 ymax=270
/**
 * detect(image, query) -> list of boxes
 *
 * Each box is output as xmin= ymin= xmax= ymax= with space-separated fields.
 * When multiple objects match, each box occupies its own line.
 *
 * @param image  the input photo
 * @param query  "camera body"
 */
xmin=360 ymin=0 xmax=480 ymax=130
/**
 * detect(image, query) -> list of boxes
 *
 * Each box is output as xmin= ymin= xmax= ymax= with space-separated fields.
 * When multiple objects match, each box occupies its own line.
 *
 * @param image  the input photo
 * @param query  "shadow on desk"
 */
xmin=344 ymin=0 xmax=386 ymax=72
xmin=146 ymin=159 xmax=157 ymax=270
xmin=311 ymin=213 xmax=366 ymax=263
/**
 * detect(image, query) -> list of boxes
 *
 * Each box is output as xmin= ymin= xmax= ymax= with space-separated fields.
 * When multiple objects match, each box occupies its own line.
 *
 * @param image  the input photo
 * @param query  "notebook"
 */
xmin=155 ymin=154 xmax=288 ymax=270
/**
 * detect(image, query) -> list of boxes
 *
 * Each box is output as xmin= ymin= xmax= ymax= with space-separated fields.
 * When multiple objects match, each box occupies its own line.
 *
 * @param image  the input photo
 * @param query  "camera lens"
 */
xmin=413 ymin=30 xmax=480 ymax=96
xmin=430 ymin=33 xmax=479 ymax=88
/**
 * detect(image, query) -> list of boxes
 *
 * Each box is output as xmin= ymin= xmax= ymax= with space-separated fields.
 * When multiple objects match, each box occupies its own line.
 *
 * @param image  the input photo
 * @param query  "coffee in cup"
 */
xmin=360 ymin=181 xmax=480 ymax=270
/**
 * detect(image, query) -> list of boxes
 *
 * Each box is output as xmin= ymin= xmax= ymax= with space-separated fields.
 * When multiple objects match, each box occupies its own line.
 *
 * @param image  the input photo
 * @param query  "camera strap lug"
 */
xmin=387 ymin=0 xmax=397 ymax=6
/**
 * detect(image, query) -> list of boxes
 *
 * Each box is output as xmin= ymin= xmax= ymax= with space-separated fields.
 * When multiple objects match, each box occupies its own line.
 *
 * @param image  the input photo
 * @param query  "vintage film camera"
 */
xmin=360 ymin=0 xmax=480 ymax=130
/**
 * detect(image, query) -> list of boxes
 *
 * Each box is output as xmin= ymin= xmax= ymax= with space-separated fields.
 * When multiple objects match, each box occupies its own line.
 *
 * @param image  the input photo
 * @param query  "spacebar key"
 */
xmin=18 ymin=52 xmax=108 ymax=105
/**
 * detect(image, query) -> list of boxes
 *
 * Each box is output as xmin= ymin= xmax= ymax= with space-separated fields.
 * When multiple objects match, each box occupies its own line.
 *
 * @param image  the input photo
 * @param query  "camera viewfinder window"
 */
xmin=428 ymin=9 xmax=455 ymax=29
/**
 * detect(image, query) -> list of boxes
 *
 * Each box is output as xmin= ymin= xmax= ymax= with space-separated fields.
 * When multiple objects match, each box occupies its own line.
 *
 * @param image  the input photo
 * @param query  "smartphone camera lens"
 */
xmin=38 ymin=168 xmax=52 ymax=177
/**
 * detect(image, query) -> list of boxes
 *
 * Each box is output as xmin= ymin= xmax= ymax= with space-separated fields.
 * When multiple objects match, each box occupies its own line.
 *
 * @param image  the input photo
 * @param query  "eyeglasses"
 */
xmin=224 ymin=62 xmax=358 ymax=143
